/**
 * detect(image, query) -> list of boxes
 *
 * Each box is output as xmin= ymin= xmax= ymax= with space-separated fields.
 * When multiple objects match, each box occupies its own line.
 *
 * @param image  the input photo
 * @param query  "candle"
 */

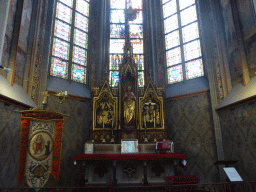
xmin=65 ymin=91 xmax=67 ymax=96
xmin=103 ymin=117 xmax=105 ymax=129
xmin=154 ymin=117 xmax=156 ymax=129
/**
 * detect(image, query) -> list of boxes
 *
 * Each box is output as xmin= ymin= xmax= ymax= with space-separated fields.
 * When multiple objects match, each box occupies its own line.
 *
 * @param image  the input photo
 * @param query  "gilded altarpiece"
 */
xmin=91 ymin=78 xmax=165 ymax=143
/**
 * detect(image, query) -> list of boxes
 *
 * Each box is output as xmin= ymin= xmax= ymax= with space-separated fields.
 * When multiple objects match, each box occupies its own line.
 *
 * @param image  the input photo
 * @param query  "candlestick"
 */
xmin=154 ymin=117 xmax=156 ymax=129
xmin=163 ymin=119 xmax=164 ymax=128
xmin=103 ymin=117 xmax=105 ymax=129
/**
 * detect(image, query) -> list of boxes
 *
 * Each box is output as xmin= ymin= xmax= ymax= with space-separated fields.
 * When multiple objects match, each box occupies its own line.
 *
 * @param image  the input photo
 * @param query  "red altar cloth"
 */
xmin=165 ymin=175 xmax=199 ymax=183
xmin=74 ymin=153 xmax=187 ymax=169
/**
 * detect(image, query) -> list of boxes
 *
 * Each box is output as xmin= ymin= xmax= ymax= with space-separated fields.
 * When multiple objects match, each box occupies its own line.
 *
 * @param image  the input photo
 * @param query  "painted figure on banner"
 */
xmin=34 ymin=134 xmax=44 ymax=155
xmin=123 ymin=86 xmax=136 ymax=124
xmin=29 ymin=132 xmax=53 ymax=161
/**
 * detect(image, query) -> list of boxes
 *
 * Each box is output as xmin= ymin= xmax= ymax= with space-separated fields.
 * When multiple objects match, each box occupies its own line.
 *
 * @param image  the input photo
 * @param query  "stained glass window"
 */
xmin=109 ymin=0 xmax=144 ymax=87
xmin=163 ymin=0 xmax=204 ymax=84
xmin=167 ymin=65 xmax=183 ymax=84
xmin=50 ymin=0 xmax=90 ymax=83
xmin=186 ymin=58 xmax=204 ymax=80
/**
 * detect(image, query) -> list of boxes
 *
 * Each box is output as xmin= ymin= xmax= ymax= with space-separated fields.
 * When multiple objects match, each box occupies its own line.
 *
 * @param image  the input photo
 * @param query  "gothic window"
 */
xmin=50 ymin=0 xmax=90 ymax=84
xmin=163 ymin=0 xmax=204 ymax=84
xmin=109 ymin=0 xmax=145 ymax=87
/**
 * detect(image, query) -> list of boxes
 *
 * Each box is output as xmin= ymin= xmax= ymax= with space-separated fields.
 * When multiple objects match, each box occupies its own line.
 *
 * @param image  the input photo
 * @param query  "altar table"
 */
xmin=74 ymin=153 xmax=187 ymax=186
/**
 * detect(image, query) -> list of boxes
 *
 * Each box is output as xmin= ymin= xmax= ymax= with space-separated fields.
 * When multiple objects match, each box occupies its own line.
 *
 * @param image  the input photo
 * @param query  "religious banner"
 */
xmin=16 ymin=108 xmax=67 ymax=187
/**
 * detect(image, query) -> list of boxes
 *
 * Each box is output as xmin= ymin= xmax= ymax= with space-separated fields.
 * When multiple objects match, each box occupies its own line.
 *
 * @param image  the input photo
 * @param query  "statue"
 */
xmin=123 ymin=86 xmax=136 ymax=124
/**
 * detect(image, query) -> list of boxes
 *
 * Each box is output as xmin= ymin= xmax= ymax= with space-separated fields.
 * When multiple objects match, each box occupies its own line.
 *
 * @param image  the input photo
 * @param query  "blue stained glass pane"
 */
xmin=179 ymin=0 xmax=195 ymax=10
xmin=180 ymin=5 xmax=197 ymax=26
xmin=110 ymin=24 xmax=125 ymax=38
xmin=109 ymin=71 xmax=119 ymax=87
xmin=163 ymin=0 xmax=177 ymax=18
xmin=110 ymin=10 xmax=125 ymax=23
xmin=166 ymin=47 xmax=181 ymax=66
xmin=109 ymin=54 xmax=124 ymax=70
xmin=72 ymin=64 xmax=86 ymax=83
xmin=186 ymin=58 xmax=204 ymax=79
xmin=130 ymin=25 xmax=143 ymax=38
xmin=129 ymin=10 xmax=143 ymax=24
xmin=182 ymin=22 xmax=199 ymax=43
xmin=165 ymin=30 xmax=180 ymax=50
xmin=110 ymin=39 xmax=125 ymax=53
xmin=184 ymin=39 xmax=201 ymax=61
xmin=167 ymin=65 xmax=183 ymax=84
xmin=56 ymin=2 xmax=72 ymax=24
xmin=50 ymin=57 xmax=68 ymax=79
xmin=110 ymin=0 xmax=125 ymax=9
xmin=164 ymin=14 xmax=178 ymax=34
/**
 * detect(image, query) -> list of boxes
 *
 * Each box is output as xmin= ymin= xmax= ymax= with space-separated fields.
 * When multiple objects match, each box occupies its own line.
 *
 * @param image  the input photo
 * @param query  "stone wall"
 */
xmin=218 ymin=100 xmax=256 ymax=181
xmin=0 ymin=101 xmax=25 ymax=187
xmin=166 ymin=92 xmax=219 ymax=183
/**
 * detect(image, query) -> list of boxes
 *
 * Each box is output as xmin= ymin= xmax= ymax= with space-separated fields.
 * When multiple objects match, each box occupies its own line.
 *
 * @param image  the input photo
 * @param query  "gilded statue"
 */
xmin=123 ymin=86 xmax=136 ymax=124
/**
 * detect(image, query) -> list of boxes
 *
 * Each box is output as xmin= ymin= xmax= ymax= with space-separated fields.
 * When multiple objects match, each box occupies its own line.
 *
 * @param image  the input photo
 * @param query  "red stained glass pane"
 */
xmin=165 ymin=30 xmax=180 ymax=50
xmin=50 ymin=57 xmax=68 ymax=78
xmin=75 ymin=12 xmax=88 ymax=32
xmin=74 ymin=29 xmax=88 ymax=48
xmin=109 ymin=54 xmax=123 ymax=70
xmin=129 ymin=10 xmax=143 ymax=24
xmin=166 ymin=47 xmax=181 ymax=67
xmin=110 ymin=0 xmax=125 ymax=9
xmin=127 ymin=0 xmax=142 ymax=9
xmin=56 ymin=2 xmax=72 ymax=24
xmin=72 ymin=46 xmax=87 ymax=65
xmin=164 ymin=14 xmax=178 ymax=34
xmin=59 ymin=0 xmax=73 ymax=7
xmin=167 ymin=65 xmax=183 ymax=84
xmin=52 ymin=38 xmax=70 ymax=59
xmin=110 ymin=24 xmax=125 ymax=38
xmin=179 ymin=0 xmax=195 ymax=10
xmin=138 ymin=71 xmax=144 ymax=87
xmin=182 ymin=22 xmax=199 ymax=43
xmin=130 ymin=25 xmax=143 ymax=39
xmin=131 ymin=39 xmax=143 ymax=54
xmin=133 ymin=55 xmax=144 ymax=70
xmin=109 ymin=71 xmax=120 ymax=87
xmin=72 ymin=64 xmax=86 ymax=83
xmin=110 ymin=39 xmax=125 ymax=53
xmin=110 ymin=10 xmax=125 ymax=23
xmin=163 ymin=0 xmax=177 ymax=18
xmin=184 ymin=40 xmax=201 ymax=61
xmin=54 ymin=19 xmax=71 ymax=41
xmin=180 ymin=5 xmax=197 ymax=26
xmin=186 ymin=58 xmax=204 ymax=79
xmin=76 ymin=0 xmax=89 ymax=16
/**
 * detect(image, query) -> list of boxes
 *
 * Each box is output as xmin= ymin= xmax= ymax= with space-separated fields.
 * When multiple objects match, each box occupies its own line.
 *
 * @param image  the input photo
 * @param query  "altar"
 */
xmin=73 ymin=144 xmax=187 ymax=186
